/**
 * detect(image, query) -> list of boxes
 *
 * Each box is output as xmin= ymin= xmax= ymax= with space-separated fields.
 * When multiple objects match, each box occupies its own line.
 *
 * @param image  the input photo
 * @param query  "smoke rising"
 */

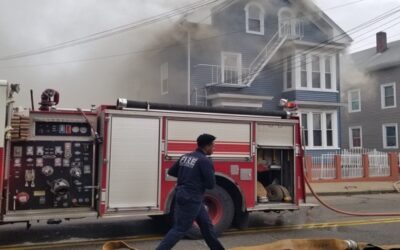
xmin=0 ymin=0 xmax=201 ymax=108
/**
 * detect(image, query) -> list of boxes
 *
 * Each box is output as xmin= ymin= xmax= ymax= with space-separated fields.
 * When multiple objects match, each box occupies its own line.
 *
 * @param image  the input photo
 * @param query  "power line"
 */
xmin=1 ymin=1 xmax=398 ymax=71
xmin=322 ymin=0 xmax=370 ymax=12
xmin=0 ymin=0 xmax=219 ymax=61
xmin=0 ymin=0 xmax=372 ymax=63
xmin=220 ymin=5 xmax=400 ymax=85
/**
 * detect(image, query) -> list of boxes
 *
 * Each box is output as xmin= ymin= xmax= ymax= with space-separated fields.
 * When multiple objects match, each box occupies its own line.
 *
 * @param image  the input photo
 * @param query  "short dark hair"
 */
xmin=197 ymin=134 xmax=216 ymax=148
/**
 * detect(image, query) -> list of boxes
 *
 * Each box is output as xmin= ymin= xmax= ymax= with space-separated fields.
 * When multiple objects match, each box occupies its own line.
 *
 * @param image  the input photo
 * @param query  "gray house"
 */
xmin=341 ymin=32 xmax=400 ymax=152
xmin=138 ymin=0 xmax=352 ymax=155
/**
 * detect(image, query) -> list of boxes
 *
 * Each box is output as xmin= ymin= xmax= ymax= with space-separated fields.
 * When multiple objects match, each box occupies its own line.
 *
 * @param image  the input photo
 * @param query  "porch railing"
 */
xmin=195 ymin=64 xmax=250 ymax=87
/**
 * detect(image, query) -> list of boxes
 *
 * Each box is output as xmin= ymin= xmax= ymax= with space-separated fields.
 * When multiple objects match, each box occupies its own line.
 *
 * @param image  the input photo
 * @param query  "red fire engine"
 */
xmin=0 ymin=81 xmax=307 ymax=236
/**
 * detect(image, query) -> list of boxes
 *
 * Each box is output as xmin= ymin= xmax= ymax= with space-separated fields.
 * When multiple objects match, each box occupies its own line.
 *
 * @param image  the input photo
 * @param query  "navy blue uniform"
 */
xmin=156 ymin=149 xmax=225 ymax=250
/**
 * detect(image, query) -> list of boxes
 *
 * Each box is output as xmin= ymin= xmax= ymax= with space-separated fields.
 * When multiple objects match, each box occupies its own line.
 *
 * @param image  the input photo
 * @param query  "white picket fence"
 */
xmin=311 ymin=154 xmax=336 ymax=180
xmin=311 ymin=149 xmax=391 ymax=180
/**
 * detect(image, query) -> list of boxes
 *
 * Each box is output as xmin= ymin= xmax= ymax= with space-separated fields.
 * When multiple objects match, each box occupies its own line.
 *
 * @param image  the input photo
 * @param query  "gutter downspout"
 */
xmin=187 ymin=30 xmax=191 ymax=105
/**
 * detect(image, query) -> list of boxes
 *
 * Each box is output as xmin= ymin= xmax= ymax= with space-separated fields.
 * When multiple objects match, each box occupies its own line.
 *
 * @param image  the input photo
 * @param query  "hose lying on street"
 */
xmin=305 ymin=176 xmax=400 ymax=217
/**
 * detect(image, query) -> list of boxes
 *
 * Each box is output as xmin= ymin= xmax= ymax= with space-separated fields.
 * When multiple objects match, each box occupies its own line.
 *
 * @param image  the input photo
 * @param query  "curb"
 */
xmin=306 ymin=189 xmax=397 ymax=196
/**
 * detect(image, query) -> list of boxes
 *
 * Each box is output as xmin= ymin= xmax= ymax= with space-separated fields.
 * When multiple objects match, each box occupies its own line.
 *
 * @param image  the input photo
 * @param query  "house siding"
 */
xmin=288 ymin=90 xmax=339 ymax=103
xmin=341 ymin=66 xmax=400 ymax=151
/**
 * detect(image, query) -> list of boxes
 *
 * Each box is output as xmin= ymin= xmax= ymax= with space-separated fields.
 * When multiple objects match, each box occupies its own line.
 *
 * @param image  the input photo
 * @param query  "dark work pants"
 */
xmin=156 ymin=190 xmax=225 ymax=250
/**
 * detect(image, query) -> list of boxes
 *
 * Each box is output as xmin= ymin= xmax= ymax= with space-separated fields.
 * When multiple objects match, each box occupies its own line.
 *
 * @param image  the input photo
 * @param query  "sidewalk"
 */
xmin=306 ymin=181 xmax=400 ymax=196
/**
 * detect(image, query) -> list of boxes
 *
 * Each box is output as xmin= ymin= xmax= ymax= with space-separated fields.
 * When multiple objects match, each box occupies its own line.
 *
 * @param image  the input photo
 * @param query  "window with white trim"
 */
xmin=383 ymin=123 xmax=398 ymax=149
xmin=312 ymin=55 xmax=321 ymax=88
xmin=278 ymin=8 xmax=294 ymax=38
xmin=161 ymin=62 xmax=168 ymax=95
xmin=348 ymin=89 xmax=361 ymax=113
xmin=381 ymin=82 xmax=396 ymax=109
xmin=326 ymin=113 xmax=333 ymax=146
xmin=289 ymin=52 xmax=337 ymax=91
xmin=245 ymin=3 xmax=264 ymax=35
xmin=349 ymin=126 xmax=362 ymax=148
xmin=300 ymin=54 xmax=307 ymax=87
xmin=325 ymin=56 xmax=332 ymax=89
xmin=285 ymin=56 xmax=293 ymax=89
xmin=313 ymin=113 xmax=322 ymax=146
xmin=300 ymin=110 xmax=338 ymax=148
xmin=221 ymin=52 xmax=242 ymax=85
xmin=301 ymin=113 xmax=308 ymax=146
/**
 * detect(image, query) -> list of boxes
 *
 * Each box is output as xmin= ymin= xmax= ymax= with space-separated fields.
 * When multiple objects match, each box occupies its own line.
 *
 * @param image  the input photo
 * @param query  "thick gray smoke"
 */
xmin=0 ymin=0 xmax=201 ymax=108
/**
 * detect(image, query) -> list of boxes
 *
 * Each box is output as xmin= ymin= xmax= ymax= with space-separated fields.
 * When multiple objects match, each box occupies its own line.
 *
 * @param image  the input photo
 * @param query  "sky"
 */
xmin=0 ymin=0 xmax=399 ymax=107
xmin=314 ymin=0 xmax=400 ymax=52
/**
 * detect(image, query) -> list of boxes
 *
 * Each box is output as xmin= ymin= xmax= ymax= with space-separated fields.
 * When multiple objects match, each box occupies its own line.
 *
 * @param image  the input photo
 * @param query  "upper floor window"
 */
xmin=381 ymin=82 xmax=396 ymax=109
xmin=348 ymin=89 xmax=361 ymax=113
xmin=245 ymin=3 xmax=264 ymax=35
xmin=161 ymin=62 xmax=168 ymax=95
xmin=286 ymin=51 xmax=337 ymax=92
xmin=312 ymin=55 xmax=321 ymax=88
xmin=325 ymin=57 xmax=332 ymax=89
xmin=300 ymin=54 xmax=307 ymax=87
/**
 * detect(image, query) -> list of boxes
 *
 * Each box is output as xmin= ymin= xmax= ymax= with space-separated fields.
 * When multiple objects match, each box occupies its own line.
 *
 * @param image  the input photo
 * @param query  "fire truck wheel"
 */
xmin=186 ymin=185 xmax=234 ymax=239
xmin=266 ymin=184 xmax=284 ymax=202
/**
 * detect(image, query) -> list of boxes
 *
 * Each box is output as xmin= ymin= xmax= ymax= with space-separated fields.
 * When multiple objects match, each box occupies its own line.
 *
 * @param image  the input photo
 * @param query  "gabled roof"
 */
xmin=351 ymin=40 xmax=400 ymax=71
xmin=292 ymin=0 xmax=353 ymax=45
xmin=184 ymin=0 xmax=352 ymax=45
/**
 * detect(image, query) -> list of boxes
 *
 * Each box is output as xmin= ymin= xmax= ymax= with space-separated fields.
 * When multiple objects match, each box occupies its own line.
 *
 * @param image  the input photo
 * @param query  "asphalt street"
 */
xmin=0 ymin=193 xmax=399 ymax=250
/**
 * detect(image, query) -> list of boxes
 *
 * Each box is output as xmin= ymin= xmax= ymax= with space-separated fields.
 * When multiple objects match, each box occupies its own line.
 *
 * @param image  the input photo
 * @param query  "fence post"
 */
xmin=334 ymin=154 xmax=341 ymax=180
xmin=362 ymin=154 xmax=369 ymax=178
xmin=305 ymin=155 xmax=313 ymax=180
xmin=388 ymin=152 xmax=399 ymax=181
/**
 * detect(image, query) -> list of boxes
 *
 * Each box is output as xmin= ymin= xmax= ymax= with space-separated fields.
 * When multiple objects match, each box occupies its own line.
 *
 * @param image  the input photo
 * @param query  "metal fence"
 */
xmin=368 ymin=151 xmax=390 ymax=177
xmin=341 ymin=152 xmax=363 ymax=178
xmin=311 ymin=154 xmax=336 ymax=180
xmin=310 ymin=149 xmax=391 ymax=180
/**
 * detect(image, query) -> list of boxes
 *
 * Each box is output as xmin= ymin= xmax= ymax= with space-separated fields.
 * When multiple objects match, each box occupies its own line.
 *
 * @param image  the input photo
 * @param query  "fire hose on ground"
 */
xmin=304 ymin=175 xmax=400 ymax=217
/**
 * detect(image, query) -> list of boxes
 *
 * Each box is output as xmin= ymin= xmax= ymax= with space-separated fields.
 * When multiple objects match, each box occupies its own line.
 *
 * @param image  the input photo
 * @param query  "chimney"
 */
xmin=376 ymin=31 xmax=387 ymax=53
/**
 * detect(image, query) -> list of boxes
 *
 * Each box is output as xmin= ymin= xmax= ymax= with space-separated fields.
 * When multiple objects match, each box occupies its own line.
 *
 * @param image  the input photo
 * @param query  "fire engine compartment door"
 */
xmin=107 ymin=116 xmax=160 ymax=209
xmin=256 ymin=124 xmax=294 ymax=147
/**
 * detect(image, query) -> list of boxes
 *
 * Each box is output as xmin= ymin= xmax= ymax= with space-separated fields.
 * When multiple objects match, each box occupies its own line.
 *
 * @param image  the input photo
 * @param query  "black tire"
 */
xmin=267 ymin=184 xmax=284 ymax=202
xmin=186 ymin=185 xmax=234 ymax=239
xmin=233 ymin=211 xmax=250 ymax=230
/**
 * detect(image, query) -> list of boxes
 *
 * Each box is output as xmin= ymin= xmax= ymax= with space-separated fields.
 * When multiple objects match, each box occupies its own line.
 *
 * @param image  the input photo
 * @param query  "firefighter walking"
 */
xmin=156 ymin=134 xmax=225 ymax=250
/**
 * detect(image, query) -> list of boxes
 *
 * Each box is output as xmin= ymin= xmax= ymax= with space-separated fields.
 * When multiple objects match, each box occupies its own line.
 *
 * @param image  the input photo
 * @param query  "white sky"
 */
xmin=314 ymin=0 xmax=400 ymax=52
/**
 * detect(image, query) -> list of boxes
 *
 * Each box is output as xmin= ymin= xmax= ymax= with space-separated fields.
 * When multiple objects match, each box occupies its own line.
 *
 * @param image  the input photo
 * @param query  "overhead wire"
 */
xmin=229 ymin=6 xmax=400 ymax=84
xmin=0 ymin=0 xmax=220 ymax=61
xmin=0 ymin=1 xmax=398 ymax=73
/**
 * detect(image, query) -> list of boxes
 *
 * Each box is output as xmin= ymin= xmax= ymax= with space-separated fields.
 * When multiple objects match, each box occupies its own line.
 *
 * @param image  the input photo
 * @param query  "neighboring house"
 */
xmin=138 ymin=0 xmax=352 ymax=155
xmin=341 ymin=32 xmax=400 ymax=152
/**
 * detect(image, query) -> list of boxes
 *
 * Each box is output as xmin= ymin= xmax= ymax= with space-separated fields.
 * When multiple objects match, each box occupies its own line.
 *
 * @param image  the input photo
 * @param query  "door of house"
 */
xmin=279 ymin=9 xmax=299 ymax=39
xmin=221 ymin=52 xmax=242 ymax=85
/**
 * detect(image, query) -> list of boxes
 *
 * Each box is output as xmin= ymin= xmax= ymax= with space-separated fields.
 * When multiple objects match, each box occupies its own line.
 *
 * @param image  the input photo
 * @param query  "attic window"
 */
xmin=245 ymin=3 xmax=264 ymax=35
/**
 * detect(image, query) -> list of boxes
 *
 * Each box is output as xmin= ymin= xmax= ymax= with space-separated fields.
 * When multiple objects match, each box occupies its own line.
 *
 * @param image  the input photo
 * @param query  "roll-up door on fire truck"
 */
xmin=166 ymin=120 xmax=251 ymax=158
xmin=107 ymin=116 xmax=160 ymax=209
xmin=256 ymin=124 xmax=294 ymax=147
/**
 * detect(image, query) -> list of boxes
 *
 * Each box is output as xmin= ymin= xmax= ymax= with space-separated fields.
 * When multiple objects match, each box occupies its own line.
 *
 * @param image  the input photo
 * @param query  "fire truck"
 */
xmin=0 ymin=81 xmax=307 ymax=236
